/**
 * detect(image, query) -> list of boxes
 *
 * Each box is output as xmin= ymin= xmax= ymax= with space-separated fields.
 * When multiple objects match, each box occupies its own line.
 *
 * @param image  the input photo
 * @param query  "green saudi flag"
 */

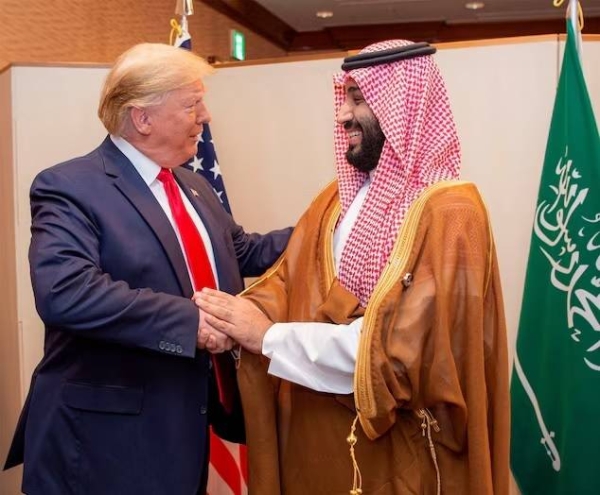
xmin=510 ymin=13 xmax=600 ymax=495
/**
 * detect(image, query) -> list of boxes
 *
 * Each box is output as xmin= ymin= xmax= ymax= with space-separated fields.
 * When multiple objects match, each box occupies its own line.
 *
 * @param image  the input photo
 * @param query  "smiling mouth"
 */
xmin=347 ymin=129 xmax=362 ymax=147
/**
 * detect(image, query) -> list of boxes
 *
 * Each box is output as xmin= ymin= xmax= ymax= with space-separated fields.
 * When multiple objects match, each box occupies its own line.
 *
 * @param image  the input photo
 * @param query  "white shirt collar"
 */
xmin=110 ymin=135 xmax=163 ymax=186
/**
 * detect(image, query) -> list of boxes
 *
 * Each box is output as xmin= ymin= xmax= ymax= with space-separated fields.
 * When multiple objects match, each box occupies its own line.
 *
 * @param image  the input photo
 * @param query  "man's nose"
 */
xmin=336 ymin=103 xmax=352 ymax=124
xmin=197 ymin=103 xmax=211 ymax=124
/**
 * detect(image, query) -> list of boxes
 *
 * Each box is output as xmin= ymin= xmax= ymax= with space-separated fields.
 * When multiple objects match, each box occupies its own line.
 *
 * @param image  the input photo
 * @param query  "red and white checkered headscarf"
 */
xmin=334 ymin=39 xmax=461 ymax=307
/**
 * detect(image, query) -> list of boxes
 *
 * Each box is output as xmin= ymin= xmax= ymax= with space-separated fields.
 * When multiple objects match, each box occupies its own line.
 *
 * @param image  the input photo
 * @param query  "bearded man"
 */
xmin=195 ymin=40 xmax=510 ymax=495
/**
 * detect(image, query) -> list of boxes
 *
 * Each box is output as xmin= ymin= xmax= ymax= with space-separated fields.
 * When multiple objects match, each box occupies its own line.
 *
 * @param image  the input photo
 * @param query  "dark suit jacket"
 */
xmin=4 ymin=137 xmax=291 ymax=495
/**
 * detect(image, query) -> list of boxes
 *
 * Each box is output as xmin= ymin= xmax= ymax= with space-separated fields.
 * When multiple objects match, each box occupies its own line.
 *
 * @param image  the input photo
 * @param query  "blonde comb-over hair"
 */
xmin=98 ymin=43 xmax=213 ymax=135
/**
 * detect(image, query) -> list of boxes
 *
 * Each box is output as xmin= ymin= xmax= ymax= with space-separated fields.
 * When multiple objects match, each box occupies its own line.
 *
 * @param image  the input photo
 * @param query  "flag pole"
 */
xmin=175 ymin=0 xmax=194 ymax=36
xmin=171 ymin=0 xmax=193 ymax=46
xmin=568 ymin=0 xmax=578 ymax=28
xmin=565 ymin=0 xmax=583 ymax=55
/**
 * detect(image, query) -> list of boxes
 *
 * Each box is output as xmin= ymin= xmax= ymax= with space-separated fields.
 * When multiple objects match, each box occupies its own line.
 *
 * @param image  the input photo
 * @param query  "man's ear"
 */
xmin=129 ymin=106 xmax=152 ymax=136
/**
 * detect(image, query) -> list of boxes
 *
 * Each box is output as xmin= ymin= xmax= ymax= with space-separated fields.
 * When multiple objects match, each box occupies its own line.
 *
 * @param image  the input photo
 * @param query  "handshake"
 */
xmin=192 ymin=288 xmax=272 ymax=355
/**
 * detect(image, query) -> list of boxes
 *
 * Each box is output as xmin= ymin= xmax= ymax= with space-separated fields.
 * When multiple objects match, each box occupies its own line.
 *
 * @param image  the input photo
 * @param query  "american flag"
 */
xmin=172 ymin=18 xmax=247 ymax=495
xmin=184 ymin=125 xmax=232 ymax=214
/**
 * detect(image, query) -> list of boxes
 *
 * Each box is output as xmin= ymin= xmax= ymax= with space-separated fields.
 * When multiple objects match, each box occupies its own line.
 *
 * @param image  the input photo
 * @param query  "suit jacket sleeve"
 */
xmin=230 ymin=223 xmax=292 ymax=279
xmin=29 ymin=168 xmax=199 ymax=357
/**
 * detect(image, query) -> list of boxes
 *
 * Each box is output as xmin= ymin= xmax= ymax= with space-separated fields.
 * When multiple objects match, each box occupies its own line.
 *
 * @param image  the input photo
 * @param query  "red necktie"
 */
xmin=158 ymin=169 xmax=234 ymax=412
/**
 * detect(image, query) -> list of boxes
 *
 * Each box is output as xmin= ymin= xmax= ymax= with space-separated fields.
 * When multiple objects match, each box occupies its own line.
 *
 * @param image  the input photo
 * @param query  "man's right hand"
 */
xmin=194 ymin=288 xmax=272 ymax=355
xmin=197 ymin=309 xmax=234 ymax=353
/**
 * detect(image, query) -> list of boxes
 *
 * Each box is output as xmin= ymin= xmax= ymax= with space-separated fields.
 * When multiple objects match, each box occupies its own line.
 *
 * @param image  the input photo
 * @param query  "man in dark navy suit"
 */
xmin=3 ymin=42 xmax=291 ymax=495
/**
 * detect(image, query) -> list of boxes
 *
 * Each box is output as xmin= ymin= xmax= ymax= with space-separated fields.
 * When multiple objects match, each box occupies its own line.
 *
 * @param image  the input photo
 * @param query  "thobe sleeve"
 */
xmin=262 ymin=318 xmax=362 ymax=393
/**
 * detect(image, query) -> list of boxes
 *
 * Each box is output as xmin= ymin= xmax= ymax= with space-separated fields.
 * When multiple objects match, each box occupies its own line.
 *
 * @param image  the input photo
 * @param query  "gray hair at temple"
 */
xmin=98 ymin=43 xmax=214 ymax=135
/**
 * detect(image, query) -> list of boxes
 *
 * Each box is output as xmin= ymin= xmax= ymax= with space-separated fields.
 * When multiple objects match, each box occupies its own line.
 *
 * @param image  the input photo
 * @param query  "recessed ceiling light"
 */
xmin=316 ymin=10 xmax=334 ymax=19
xmin=465 ymin=1 xmax=485 ymax=10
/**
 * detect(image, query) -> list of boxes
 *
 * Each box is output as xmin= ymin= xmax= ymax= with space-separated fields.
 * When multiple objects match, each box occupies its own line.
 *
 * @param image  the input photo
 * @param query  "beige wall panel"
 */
xmin=205 ymin=57 xmax=341 ymax=230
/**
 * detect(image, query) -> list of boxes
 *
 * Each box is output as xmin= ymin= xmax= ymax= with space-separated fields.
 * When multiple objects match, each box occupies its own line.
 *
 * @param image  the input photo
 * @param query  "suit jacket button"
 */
xmin=159 ymin=341 xmax=166 ymax=350
xmin=200 ymin=406 xmax=207 ymax=415
xmin=176 ymin=345 xmax=183 ymax=354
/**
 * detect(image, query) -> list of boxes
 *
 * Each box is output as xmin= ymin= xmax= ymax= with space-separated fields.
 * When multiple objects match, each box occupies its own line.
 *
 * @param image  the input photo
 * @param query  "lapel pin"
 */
xmin=190 ymin=188 xmax=199 ymax=197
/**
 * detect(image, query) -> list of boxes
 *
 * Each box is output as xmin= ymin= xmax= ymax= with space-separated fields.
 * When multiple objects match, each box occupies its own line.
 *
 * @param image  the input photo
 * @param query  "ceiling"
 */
xmin=253 ymin=0 xmax=600 ymax=32
xmin=200 ymin=0 xmax=600 ymax=52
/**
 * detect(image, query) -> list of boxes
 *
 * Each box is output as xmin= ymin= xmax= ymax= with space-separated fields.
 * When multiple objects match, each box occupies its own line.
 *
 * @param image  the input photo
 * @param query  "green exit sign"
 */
xmin=230 ymin=30 xmax=246 ymax=61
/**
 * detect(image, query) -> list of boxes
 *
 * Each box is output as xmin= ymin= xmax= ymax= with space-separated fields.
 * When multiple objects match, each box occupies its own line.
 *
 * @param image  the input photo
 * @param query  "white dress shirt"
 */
xmin=262 ymin=175 xmax=372 ymax=394
xmin=110 ymin=135 xmax=219 ymax=287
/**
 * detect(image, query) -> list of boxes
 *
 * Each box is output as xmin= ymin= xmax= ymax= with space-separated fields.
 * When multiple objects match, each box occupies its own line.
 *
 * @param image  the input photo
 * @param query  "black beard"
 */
xmin=344 ymin=119 xmax=385 ymax=173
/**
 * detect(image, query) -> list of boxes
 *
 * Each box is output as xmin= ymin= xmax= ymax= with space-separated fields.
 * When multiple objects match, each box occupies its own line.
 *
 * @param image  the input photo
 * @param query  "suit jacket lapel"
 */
xmin=99 ymin=137 xmax=193 ymax=296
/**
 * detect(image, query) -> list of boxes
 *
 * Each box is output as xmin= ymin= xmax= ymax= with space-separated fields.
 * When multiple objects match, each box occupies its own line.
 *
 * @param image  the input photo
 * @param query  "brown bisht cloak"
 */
xmin=238 ymin=180 xmax=509 ymax=494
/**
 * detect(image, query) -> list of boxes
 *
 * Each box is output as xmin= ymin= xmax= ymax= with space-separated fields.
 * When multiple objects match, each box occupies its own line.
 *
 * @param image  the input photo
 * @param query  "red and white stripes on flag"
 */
xmin=207 ymin=428 xmax=248 ymax=495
